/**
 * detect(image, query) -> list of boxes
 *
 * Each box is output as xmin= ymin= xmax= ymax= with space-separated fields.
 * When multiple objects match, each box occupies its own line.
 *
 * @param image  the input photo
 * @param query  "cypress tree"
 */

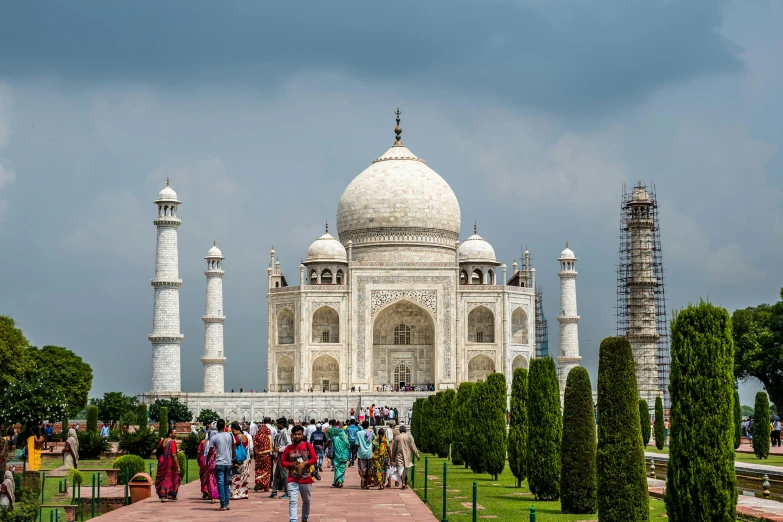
xmin=452 ymin=382 xmax=475 ymax=467
xmin=508 ymin=367 xmax=528 ymax=487
xmin=137 ymin=403 xmax=148 ymax=430
xmin=411 ymin=398 xmax=423 ymax=444
xmin=86 ymin=405 xmax=99 ymax=433
xmin=665 ymin=303 xmax=737 ymax=521
xmin=159 ymin=406 xmax=169 ymax=437
xmin=484 ymin=373 xmax=507 ymax=480
xmin=527 ymin=357 xmax=561 ymax=500
xmin=753 ymin=391 xmax=770 ymax=460
xmin=467 ymin=381 xmax=488 ymax=474
xmin=734 ymin=390 xmax=742 ymax=450
xmin=597 ymin=337 xmax=649 ymax=522
xmin=561 ymin=366 xmax=596 ymax=514
xmin=654 ymin=396 xmax=665 ymax=450
xmin=639 ymin=399 xmax=651 ymax=447
xmin=424 ymin=395 xmax=437 ymax=454
xmin=434 ymin=389 xmax=456 ymax=459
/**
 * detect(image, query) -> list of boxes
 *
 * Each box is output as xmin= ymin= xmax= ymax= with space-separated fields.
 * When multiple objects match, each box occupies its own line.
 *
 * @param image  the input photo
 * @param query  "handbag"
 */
xmin=234 ymin=440 xmax=248 ymax=463
xmin=325 ymin=445 xmax=334 ymax=459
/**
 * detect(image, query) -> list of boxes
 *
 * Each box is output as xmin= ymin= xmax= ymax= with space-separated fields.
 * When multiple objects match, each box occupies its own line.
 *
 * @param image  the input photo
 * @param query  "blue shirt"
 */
xmin=356 ymin=429 xmax=374 ymax=459
xmin=346 ymin=424 xmax=360 ymax=443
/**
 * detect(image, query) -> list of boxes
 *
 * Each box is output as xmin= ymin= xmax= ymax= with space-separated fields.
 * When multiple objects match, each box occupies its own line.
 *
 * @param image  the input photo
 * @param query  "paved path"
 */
xmin=100 ymin=465 xmax=437 ymax=521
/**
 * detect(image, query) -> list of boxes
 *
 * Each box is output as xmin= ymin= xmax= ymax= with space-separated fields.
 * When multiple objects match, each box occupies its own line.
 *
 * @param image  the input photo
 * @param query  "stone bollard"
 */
xmin=762 ymin=474 xmax=770 ymax=499
xmin=649 ymin=459 xmax=656 ymax=479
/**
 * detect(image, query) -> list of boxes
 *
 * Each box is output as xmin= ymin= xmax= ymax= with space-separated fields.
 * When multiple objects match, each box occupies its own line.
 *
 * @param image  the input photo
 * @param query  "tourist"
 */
xmin=359 ymin=408 xmax=366 ymax=424
xmin=346 ymin=419 xmax=360 ymax=467
xmin=305 ymin=419 xmax=317 ymax=442
xmin=773 ymin=419 xmax=782 ymax=447
xmin=253 ymin=422 xmax=274 ymax=492
xmin=0 ymin=470 xmax=13 ymax=509
xmin=330 ymin=421 xmax=349 ymax=488
xmin=249 ymin=419 xmax=258 ymax=439
xmin=407 ymin=409 xmax=412 ymax=425
xmin=281 ymin=425 xmax=316 ymax=522
xmin=100 ymin=423 xmax=110 ymax=439
xmin=270 ymin=417 xmax=292 ymax=499
xmin=155 ymin=427 xmax=181 ymax=502
xmin=26 ymin=426 xmax=44 ymax=472
xmin=229 ymin=421 xmax=250 ymax=499
xmin=210 ymin=419 xmax=234 ymax=511
xmin=198 ymin=428 xmax=219 ymax=503
xmin=390 ymin=425 xmax=419 ymax=490
xmin=62 ymin=428 xmax=78 ymax=469
xmin=356 ymin=420 xmax=374 ymax=489
xmin=371 ymin=428 xmax=389 ymax=490
xmin=325 ymin=420 xmax=340 ymax=470
xmin=310 ymin=424 xmax=326 ymax=472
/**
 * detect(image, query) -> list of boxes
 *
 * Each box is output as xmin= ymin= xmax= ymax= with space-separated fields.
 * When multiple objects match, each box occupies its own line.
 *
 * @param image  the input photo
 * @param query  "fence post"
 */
xmin=125 ymin=467 xmax=130 ymax=505
xmin=472 ymin=481 xmax=477 ymax=522
xmin=49 ymin=510 xmax=53 ymax=522
xmin=41 ymin=472 xmax=46 ymax=505
xmin=64 ymin=478 xmax=67 ymax=494
xmin=441 ymin=462 xmax=448 ymax=522
xmin=411 ymin=455 xmax=415 ymax=488
xmin=530 ymin=505 xmax=536 ymax=522
xmin=149 ymin=462 xmax=154 ymax=476
xmin=186 ymin=457 xmax=189 ymax=484
xmin=91 ymin=474 xmax=95 ymax=518
xmin=423 ymin=456 xmax=429 ymax=504
xmin=97 ymin=472 xmax=101 ymax=509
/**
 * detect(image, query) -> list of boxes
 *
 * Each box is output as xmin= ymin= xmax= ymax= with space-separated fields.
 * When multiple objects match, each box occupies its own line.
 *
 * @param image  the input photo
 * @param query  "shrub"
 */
xmin=654 ymin=396 xmax=665 ymax=450
xmin=508 ymin=368 xmax=528 ymax=487
xmin=197 ymin=408 xmax=219 ymax=426
xmin=158 ymin=407 xmax=169 ymax=436
xmin=560 ymin=366 xmax=596 ymax=514
xmin=451 ymin=382 xmax=475 ymax=467
xmin=433 ymin=390 xmax=455 ymax=458
xmin=527 ymin=357 xmax=561 ymax=501
xmin=86 ymin=405 xmax=99 ymax=433
xmin=0 ymin=480 xmax=39 ymax=522
xmin=753 ymin=392 xmax=771 ymax=460
xmin=77 ymin=430 xmax=110 ymax=459
xmin=181 ymin=432 xmax=204 ymax=459
xmin=108 ymin=428 xmax=122 ymax=442
xmin=466 ymin=381 xmax=487 ymax=474
xmin=666 ymin=303 xmax=737 ymax=521
xmin=734 ymin=390 xmax=742 ymax=450
xmin=113 ymin=455 xmax=145 ymax=485
xmin=120 ymin=411 xmax=136 ymax=428
xmin=597 ymin=337 xmax=648 ymax=522
xmin=639 ymin=399 xmax=651 ymax=446
xmin=177 ymin=451 xmax=186 ymax=480
xmin=67 ymin=468 xmax=83 ymax=486
xmin=118 ymin=426 xmax=160 ymax=458
xmin=483 ymin=373 xmax=507 ymax=480
xmin=136 ymin=404 xmax=148 ymax=430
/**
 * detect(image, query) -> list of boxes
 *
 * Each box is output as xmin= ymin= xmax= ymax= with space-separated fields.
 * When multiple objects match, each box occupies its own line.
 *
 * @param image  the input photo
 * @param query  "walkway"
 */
xmin=100 ymin=466 xmax=437 ymax=521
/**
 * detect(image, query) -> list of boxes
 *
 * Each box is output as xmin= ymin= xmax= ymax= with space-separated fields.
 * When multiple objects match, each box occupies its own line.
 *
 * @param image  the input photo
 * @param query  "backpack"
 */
xmin=234 ymin=436 xmax=248 ymax=463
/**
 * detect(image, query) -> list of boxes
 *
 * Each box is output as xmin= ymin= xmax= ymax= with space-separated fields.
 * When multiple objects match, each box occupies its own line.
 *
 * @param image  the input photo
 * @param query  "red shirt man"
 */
xmin=281 ymin=426 xmax=317 ymax=522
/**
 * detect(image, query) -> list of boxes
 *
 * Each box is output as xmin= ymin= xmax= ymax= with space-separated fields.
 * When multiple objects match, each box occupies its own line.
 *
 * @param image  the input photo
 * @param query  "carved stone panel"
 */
xmin=371 ymin=290 xmax=437 ymax=316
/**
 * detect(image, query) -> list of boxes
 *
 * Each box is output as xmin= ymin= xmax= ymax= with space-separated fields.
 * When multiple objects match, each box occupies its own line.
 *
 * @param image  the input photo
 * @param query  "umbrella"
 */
xmin=770 ymin=414 xmax=780 ymax=422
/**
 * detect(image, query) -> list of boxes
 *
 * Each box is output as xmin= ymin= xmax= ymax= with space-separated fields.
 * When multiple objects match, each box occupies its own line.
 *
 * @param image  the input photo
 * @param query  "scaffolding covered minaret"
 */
xmin=617 ymin=181 xmax=669 ymax=407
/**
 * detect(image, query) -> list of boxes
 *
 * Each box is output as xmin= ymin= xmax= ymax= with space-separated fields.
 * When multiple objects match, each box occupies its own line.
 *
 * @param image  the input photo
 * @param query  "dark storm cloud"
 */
xmin=0 ymin=0 xmax=742 ymax=114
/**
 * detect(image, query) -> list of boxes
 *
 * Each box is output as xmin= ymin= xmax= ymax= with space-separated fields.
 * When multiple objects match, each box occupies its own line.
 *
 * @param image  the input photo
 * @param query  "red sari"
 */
xmin=253 ymin=425 xmax=273 ymax=491
xmin=198 ymin=440 xmax=219 ymax=499
xmin=154 ymin=439 xmax=181 ymax=500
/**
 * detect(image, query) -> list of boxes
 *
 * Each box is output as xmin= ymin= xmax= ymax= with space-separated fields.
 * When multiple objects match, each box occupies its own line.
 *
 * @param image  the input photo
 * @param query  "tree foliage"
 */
xmin=508 ymin=368 xmax=528 ymax=487
xmin=77 ymin=430 xmax=110 ymax=459
xmin=118 ymin=427 xmax=159 ymax=458
xmin=411 ymin=398 xmax=423 ymax=447
xmin=753 ymin=391 xmax=771 ymax=460
xmin=527 ymin=357 xmax=561 ymax=501
xmin=86 ymin=405 xmax=99 ymax=432
xmin=0 ymin=315 xmax=32 ymax=390
xmin=732 ymin=289 xmax=783 ymax=415
xmin=136 ymin=403 xmax=148 ymax=429
xmin=483 ymin=373 xmax=507 ymax=479
xmin=561 ymin=366 xmax=596 ymax=514
xmin=466 ymin=381 xmax=488 ymax=474
xmin=28 ymin=345 xmax=93 ymax=418
xmin=149 ymin=397 xmax=192 ymax=424
xmin=90 ymin=392 xmax=139 ymax=427
xmin=597 ymin=337 xmax=648 ymax=522
xmin=451 ymin=382 xmax=475 ymax=467
xmin=181 ymin=432 xmax=204 ymax=459
xmin=0 ymin=373 xmax=67 ymax=430
xmin=113 ymin=455 xmax=146 ymax=484
xmin=433 ymin=390 xmax=455 ymax=458
xmin=421 ymin=396 xmax=436 ymax=454
xmin=665 ymin=303 xmax=737 ymax=521
xmin=639 ymin=399 xmax=651 ymax=446
xmin=158 ymin=407 xmax=169 ymax=436
xmin=654 ymin=396 xmax=665 ymax=450
xmin=734 ymin=390 xmax=742 ymax=450
xmin=197 ymin=408 xmax=219 ymax=426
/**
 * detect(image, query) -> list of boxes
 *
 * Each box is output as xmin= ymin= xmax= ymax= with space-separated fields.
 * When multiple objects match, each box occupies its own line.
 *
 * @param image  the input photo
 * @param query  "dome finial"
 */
xmin=325 ymin=221 xmax=329 ymax=234
xmin=166 ymin=177 xmax=170 ymax=186
xmin=566 ymin=241 xmax=569 ymax=248
xmin=474 ymin=221 xmax=477 ymax=234
xmin=394 ymin=108 xmax=403 ymax=146
xmin=213 ymin=239 xmax=216 ymax=246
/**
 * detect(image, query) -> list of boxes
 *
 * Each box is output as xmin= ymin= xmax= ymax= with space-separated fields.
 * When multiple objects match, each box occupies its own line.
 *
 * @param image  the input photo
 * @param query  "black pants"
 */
xmin=772 ymin=430 xmax=781 ymax=447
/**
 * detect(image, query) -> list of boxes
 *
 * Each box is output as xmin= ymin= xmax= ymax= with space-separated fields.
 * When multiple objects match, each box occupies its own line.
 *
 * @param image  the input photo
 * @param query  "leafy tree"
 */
xmin=597 ymin=337 xmax=648 ymax=522
xmin=411 ymin=398 xmax=423 ymax=446
xmin=149 ymin=397 xmax=192 ymax=424
xmin=654 ymin=396 xmax=665 ymax=450
xmin=734 ymin=390 xmax=742 ymax=450
xmin=77 ymin=430 xmax=110 ymax=459
xmin=508 ymin=368 xmax=528 ymax=487
xmin=28 ymin=345 xmax=93 ymax=418
xmin=197 ymin=408 xmax=219 ymax=426
xmin=483 ymin=373 xmax=507 ymax=480
xmin=90 ymin=392 xmax=138 ymax=427
xmin=466 ymin=381 xmax=488 ymax=474
xmin=561 ymin=366 xmax=596 ymax=514
xmin=0 ymin=373 xmax=67 ymax=431
xmin=527 ymin=357 xmax=561 ymax=501
xmin=665 ymin=303 xmax=737 ymax=521
xmin=753 ymin=391 xmax=771 ymax=460
xmin=120 ymin=411 xmax=137 ymax=428
xmin=433 ymin=389 xmax=455 ymax=458
xmin=0 ymin=315 xmax=32 ymax=390
xmin=136 ymin=403 xmax=148 ymax=429
xmin=118 ymin=427 xmax=159 ymax=458
xmin=86 ymin=405 xmax=99 ymax=432
xmin=740 ymin=405 xmax=754 ymax=418
xmin=639 ymin=399 xmax=651 ymax=446
xmin=158 ymin=406 xmax=169 ymax=436
xmin=422 ymin=396 xmax=436 ymax=453
xmin=451 ymin=382 xmax=475 ymax=467
xmin=732 ymin=289 xmax=783 ymax=414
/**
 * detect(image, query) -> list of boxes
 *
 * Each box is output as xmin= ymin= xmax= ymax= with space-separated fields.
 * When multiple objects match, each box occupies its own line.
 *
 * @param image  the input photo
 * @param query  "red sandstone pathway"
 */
xmin=99 ymin=466 xmax=437 ymax=521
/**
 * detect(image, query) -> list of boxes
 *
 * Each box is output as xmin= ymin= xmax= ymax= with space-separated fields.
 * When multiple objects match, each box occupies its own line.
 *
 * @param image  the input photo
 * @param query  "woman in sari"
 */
xmin=0 ymin=470 xmax=14 ymax=509
xmin=331 ymin=421 xmax=350 ymax=488
xmin=154 ymin=428 xmax=181 ymax=502
xmin=62 ymin=429 xmax=79 ymax=469
xmin=229 ymin=422 xmax=250 ymax=500
xmin=198 ymin=430 xmax=219 ymax=502
xmin=26 ymin=426 xmax=44 ymax=471
xmin=253 ymin=423 xmax=273 ymax=492
xmin=0 ymin=427 xmax=8 ymax=475
xmin=371 ymin=428 xmax=389 ymax=490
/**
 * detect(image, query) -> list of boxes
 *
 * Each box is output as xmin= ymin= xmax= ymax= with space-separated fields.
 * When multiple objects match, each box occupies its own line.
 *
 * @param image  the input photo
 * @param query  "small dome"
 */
xmin=559 ymin=243 xmax=576 ymax=260
xmin=306 ymin=232 xmax=347 ymax=263
xmin=206 ymin=242 xmax=223 ymax=258
xmin=459 ymin=234 xmax=497 ymax=263
xmin=156 ymin=179 xmax=179 ymax=202
xmin=631 ymin=186 xmax=650 ymax=203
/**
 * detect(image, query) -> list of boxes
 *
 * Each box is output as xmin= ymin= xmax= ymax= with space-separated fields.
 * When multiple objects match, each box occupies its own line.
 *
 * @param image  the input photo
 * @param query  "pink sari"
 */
xmin=154 ymin=439 xmax=181 ymax=500
xmin=200 ymin=445 xmax=219 ymax=499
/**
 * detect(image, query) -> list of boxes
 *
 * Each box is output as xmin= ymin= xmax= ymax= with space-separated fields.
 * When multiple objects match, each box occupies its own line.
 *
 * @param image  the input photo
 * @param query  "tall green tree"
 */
xmin=484 ymin=373 xmax=507 ymax=480
xmin=158 ymin=406 xmax=169 ymax=435
xmin=654 ymin=396 xmax=665 ymax=450
xmin=732 ymin=288 xmax=783 ymax=414
xmin=149 ymin=397 xmax=192 ymax=423
xmin=753 ymin=391 xmax=771 ymax=460
xmin=639 ymin=399 xmax=651 ymax=447
xmin=433 ymin=389 xmax=456 ymax=458
xmin=561 ymin=366 xmax=596 ymax=514
xmin=467 ymin=381 xmax=488 ymax=474
xmin=527 ymin=357 xmax=561 ymax=501
xmin=28 ymin=345 xmax=93 ymax=418
xmin=411 ymin=398 xmax=423 ymax=446
xmin=86 ymin=405 xmax=99 ymax=432
xmin=0 ymin=316 xmax=32 ymax=390
xmin=424 ymin=395 xmax=437 ymax=454
xmin=90 ymin=391 xmax=139 ymax=427
xmin=597 ymin=337 xmax=648 ymax=522
xmin=451 ymin=382 xmax=475 ymax=467
xmin=136 ymin=403 xmax=149 ymax=429
xmin=508 ymin=368 xmax=528 ymax=487
xmin=665 ymin=303 xmax=737 ymax=521
xmin=734 ymin=390 xmax=742 ymax=450
xmin=0 ymin=373 xmax=67 ymax=431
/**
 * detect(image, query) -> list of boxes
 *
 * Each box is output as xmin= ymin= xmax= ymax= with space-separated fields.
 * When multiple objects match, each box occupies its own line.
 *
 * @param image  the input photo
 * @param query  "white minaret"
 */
xmin=149 ymin=179 xmax=183 ymax=393
xmin=202 ymin=241 xmax=226 ymax=393
xmin=557 ymin=243 xmax=581 ymax=393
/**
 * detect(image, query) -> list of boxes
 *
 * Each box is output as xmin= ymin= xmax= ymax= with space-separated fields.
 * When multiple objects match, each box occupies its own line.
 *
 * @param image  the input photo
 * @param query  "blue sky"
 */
xmin=0 ymin=0 xmax=780 ymax=405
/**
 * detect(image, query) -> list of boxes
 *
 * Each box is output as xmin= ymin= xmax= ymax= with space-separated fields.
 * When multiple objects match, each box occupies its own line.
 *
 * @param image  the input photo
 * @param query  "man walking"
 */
xmin=281 ymin=426 xmax=317 ymax=522
xmin=346 ymin=419 xmax=360 ymax=467
xmin=210 ymin=419 xmax=235 ymax=511
xmin=305 ymin=419 xmax=317 ymax=442
xmin=390 ymin=425 xmax=419 ymax=490
xmin=773 ymin=419 xmax=782 ymax=447
xmin=356 ymin=420 xmax=375 ymax=489
xmin=271 ymin=417 xmax=292 ymax=499
xmin=310 ymin=423 xmax=326 ymax=472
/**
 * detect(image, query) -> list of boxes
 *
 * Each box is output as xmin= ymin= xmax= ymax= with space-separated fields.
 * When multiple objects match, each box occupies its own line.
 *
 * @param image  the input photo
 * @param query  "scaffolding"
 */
xmin=616 ymin=181 xmax=670 ymax=409
xmin=535 ymin=286 xmax=550 ymax=359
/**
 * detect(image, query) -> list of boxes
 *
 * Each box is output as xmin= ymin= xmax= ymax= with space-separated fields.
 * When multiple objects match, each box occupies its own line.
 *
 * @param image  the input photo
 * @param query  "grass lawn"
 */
xmin=645 ymin=446 xmax=783 ymax=467
xmin=409 ymin=454 xmax=668 ymax=521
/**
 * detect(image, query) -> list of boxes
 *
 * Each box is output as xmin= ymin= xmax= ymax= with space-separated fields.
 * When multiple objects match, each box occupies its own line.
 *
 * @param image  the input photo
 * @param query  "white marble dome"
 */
xmin=458 ymin=234 xmax=497 ymax=263
xmin=336 ymin=144 xmax=461 ymax=240
xmin=306 ymin=232 xmax=347 ymax=263
xmin=559 ymin=244 xmax=576 ymax=260
xmin=631 ymin=186 xmax=650 ymax=203
xmin=206 ymin=242 xmax=223 ymax=258
xmin=157 ymin=181 xmax=179 ymax=202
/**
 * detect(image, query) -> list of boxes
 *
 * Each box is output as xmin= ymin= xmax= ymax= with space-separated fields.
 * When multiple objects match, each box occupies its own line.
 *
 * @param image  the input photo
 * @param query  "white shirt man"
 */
xmin=305 ymin=420 xmax=317 ymax=442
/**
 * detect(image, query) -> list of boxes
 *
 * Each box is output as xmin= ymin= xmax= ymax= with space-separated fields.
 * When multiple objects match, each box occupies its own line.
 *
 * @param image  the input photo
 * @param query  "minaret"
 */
xmin=557 ymin=243 xmax=581 ymax=394
xmin=149 ymin=179 xmax=184 ymax=393
xmin=202 ymin=241 xmax=226 ymax=394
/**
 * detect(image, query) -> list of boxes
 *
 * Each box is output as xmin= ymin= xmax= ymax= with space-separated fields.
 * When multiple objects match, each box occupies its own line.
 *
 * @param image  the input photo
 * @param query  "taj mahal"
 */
xmin=144 ymin=112 xmax=585 ymax=420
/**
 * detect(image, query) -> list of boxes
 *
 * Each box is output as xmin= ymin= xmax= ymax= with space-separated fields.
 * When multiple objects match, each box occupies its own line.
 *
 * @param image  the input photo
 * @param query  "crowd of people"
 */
xmin=741 ymin=417 xmax=782 ymax=447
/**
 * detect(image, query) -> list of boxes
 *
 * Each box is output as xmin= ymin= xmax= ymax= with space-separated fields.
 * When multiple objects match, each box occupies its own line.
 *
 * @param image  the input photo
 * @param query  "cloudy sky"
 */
xmin=0 ymin=1 xmax=780 ymax=406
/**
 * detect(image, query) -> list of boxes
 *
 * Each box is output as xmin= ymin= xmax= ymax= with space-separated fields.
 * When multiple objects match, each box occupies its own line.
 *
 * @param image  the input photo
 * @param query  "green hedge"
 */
xmin=136 ymin=403 xmax=148 ymax=430
xmin=158 ymin=407 xmax=169 ymax=437
xmin=665 ymin=303 xmax=737 ymax=521
xmin=467 ymin=381 xmax=488 ymax=474
xmin=508 ymin=368 xmax=528 ymax=487
xmin=560 ymin=366 xmax=596 ymax=514
xmin=654 ymin=396 xmax=665 ymax=450
xmin=451 ymin=382 xmax=475 ymax=467
xmin=753 ymin=392 xmax=771 ymax=459
xmin=433 ymin=389 xmax=455 ymax=458
xmin=639 ymin=399 xmax=651 ymax=447
xmin=527 ymin=357 xmax=561 ymax=501
xmin=596 ymin=337 xmax=648 ymax=521
xmin=734 ymin=390 xmax=742 ymax=450
xmin=113 ymin=455 xmax=146 ymax=484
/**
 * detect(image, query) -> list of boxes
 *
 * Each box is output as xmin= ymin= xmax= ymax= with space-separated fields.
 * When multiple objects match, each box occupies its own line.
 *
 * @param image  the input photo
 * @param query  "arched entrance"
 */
xmin=372 ymin=300 xmax=435 ymax=388
xmin=277 ymin=355 xmax=294 ymax=391
xmin=312 ymin=354 xmax=339 ymax=392
xmin=467 ymin=354 xmax=495 ymax=382
xmin=511 ymin=354 xmax=529 ymax=371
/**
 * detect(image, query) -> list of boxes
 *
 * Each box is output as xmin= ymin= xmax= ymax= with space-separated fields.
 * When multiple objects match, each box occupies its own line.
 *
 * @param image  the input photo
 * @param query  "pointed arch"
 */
xmin=276 ymin=354 xmax=294 ymax=392
xmin=471 ymin=268 xmax=483 ymax=285
xmin=511 ymin=307 xmax=529 ymax=344
xmin=312 ymin=354 xmax=339 ymax=391
xmin=511 ymin=354 xmax=529 ymax=371
xmin=320 ymin=268 xmax=333 ymax=284
xmin=468 ymin=305 xmax=495 ymax=343
xmin=277 ymin=307 xmax=295 ymax=344
xmin=312 ymin=305 xmax=339 ymax=343
xmin=468 ymin=354 xmax=495 ymax=382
